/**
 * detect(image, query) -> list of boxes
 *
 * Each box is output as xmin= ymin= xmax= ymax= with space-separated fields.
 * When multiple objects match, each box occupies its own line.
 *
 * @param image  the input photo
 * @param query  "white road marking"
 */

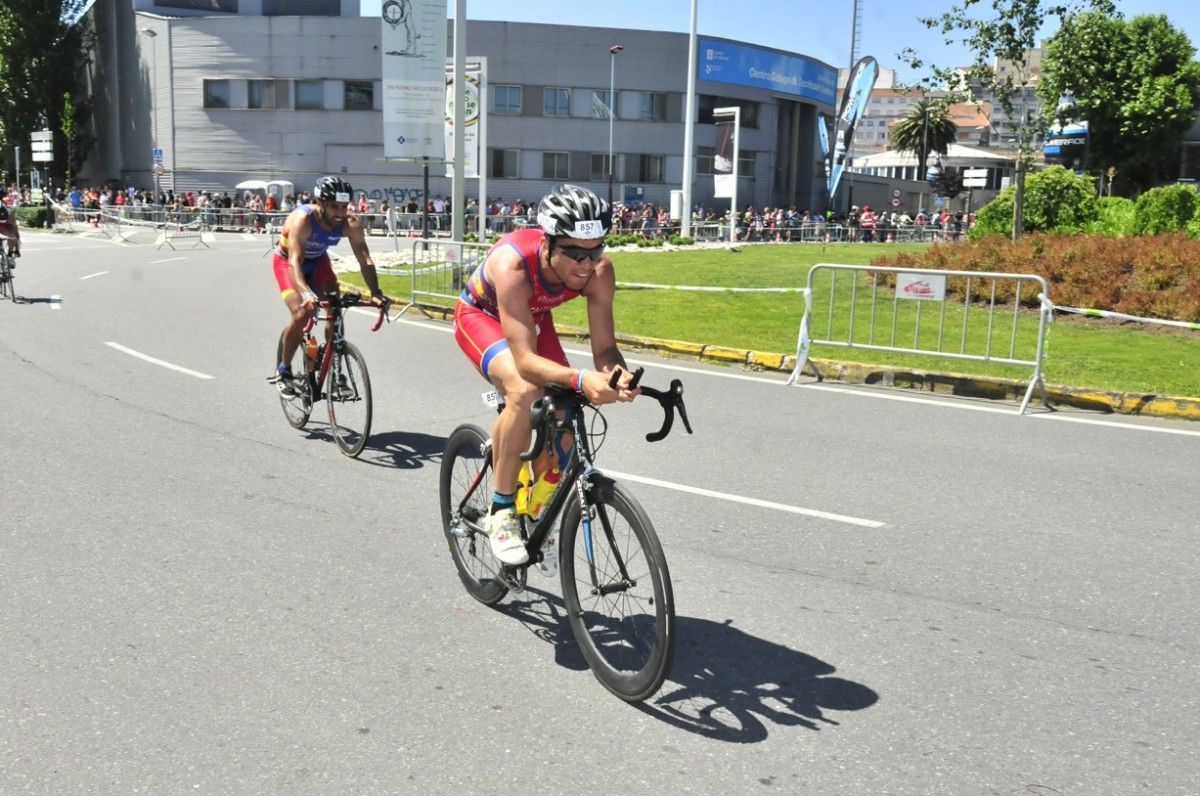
xmin=380 ymin=313 xmax=1200 ymax=438
xmin=50 ymin=295 xmax=61 ymax=310
xmin=149 ymin=257 xmax=186 ymax=264
xmin=79 ymin=271 xmax=109 ymax=280
xmin=605 ymin=469 xmax=886 ymax=528
xmin=104 ymin=342 xmax=214 ymax=380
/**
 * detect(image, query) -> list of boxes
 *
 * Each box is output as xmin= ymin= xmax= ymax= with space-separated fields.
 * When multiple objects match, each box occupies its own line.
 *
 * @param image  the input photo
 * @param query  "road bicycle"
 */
xmin=439 ymin=366 xmax=692 ymax=701
xmin=0 ymin=240 xmax=16 ymax=302
xmin=270 ymin=290 xmax=388 ymax=458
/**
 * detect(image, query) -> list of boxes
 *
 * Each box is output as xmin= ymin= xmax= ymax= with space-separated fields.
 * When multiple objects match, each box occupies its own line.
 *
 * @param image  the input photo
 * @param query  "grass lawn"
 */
xmin=347 ymin=241 xmax=1200 ymax=398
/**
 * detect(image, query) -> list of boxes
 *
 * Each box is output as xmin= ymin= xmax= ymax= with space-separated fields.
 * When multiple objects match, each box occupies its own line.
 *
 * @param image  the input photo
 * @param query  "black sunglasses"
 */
xmin=556 ymin=243 xmax=605 ymax=263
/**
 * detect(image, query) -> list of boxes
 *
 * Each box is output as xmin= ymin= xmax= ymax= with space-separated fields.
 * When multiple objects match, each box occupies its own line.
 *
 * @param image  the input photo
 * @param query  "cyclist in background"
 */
xmin=0 ymin=204 xmax=20 ymax=271
xmin=273 ymin=176 xmax=384 ymax=397
xmin=453 ymin=184 xmax=639 ymax=565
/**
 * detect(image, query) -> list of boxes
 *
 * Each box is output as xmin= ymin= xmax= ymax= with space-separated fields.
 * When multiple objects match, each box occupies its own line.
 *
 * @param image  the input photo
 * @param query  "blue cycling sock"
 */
xmin=491 ymin=491 xmax=516 ymax=514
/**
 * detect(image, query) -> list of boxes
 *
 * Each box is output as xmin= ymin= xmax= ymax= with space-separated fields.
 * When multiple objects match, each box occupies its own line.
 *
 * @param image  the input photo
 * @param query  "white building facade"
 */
xmin=83 ymin=1 xmax=840 ymax=212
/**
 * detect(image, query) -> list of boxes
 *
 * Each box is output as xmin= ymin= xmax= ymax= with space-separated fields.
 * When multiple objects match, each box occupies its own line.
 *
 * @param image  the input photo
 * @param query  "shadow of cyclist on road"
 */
xmin=491 ymin=586 xmax=588 ymax=672
xmin=360 ymin=429 xmax=446 ymax=470
xmin=635 ymin=616 xmax=879 ymax=743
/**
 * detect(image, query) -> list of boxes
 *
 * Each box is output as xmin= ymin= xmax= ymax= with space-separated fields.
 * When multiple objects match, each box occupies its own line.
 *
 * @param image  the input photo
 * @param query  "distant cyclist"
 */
xmin=453 ymin=183 xmax=639 ymax=565
xmin=273 ymin=176 xmax=384 ymax=397
xmin=0 ymin=204 xmax=20 ymax=269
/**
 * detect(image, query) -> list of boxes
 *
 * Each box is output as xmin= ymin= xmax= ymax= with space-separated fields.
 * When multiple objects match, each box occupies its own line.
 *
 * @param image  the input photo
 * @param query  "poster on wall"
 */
xmin=381 ymin=0 xmax=447 ymax=160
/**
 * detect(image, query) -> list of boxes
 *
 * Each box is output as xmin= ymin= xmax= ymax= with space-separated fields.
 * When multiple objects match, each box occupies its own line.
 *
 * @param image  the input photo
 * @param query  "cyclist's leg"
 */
xmin=311 ymin=255 xmax=339 ymax=348
xmin=273 ymin=252 xmax=314 ymax=370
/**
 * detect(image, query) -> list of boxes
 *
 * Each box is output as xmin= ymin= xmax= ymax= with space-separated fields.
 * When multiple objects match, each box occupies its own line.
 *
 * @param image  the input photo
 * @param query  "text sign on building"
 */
xmin=381 ymin=0 xmax=448 ymax=160
xmin=445 ymin=59 xmax=485 ymax=179
xmin=698 ymin=37 xmax=837 ymax=107
xmin=896 ymin=272 xmax=947 ymax=301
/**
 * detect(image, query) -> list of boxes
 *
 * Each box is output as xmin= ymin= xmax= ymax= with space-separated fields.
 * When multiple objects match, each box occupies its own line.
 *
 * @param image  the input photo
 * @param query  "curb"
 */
xmin=367 ymin=291 xmax=1200 ymax=423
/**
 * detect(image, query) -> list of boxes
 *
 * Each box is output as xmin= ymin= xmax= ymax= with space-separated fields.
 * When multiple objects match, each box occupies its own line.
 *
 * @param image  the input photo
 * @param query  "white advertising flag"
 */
xmin=445 ymin=62 xmax=484 ymax=178
xmin=382 ymin=0 xmax=447 ymax=160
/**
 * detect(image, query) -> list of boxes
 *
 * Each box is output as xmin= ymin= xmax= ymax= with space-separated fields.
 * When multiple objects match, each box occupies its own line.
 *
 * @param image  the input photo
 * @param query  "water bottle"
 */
xmin=304 ymin=336 xmax=319 ymax=369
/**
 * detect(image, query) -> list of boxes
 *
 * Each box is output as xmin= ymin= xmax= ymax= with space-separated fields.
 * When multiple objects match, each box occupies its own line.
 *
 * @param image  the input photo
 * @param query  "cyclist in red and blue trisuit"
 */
xmin=453 ymin=184 xmax=639 ymax=565
xmin=0 ymin=204 xmax=20 ymax=270
xmin=273 ymin=176 xmax=384 ymax=397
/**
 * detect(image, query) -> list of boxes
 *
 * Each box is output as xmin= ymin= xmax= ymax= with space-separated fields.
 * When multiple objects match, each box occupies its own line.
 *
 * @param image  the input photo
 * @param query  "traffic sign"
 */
xmin=153 ymin=163 xmax=166 ymax=176
xmin=31 ymin=141 xmax=53 ymax=152
xmin=890 ymin=197 xmax=901 ymax=207
xmin=30 ymin=129 xmax=52 ymax=141
xmin=963 ymin=177 xmax=988 ymax=188
xmin=32 ymin=152 xmax=54 ymax=162
xmin=152 ymin=147 xmax=164 ymax=164
xmin=892 ymin=189 xmax=902 ymax=198
xmin=963 ymin=168 xmax=988 ymax=178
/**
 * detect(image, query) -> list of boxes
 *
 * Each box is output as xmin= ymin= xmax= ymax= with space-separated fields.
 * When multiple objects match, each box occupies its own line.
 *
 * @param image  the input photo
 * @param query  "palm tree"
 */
xmin=889 ymin=98 xmax=958 ymax=181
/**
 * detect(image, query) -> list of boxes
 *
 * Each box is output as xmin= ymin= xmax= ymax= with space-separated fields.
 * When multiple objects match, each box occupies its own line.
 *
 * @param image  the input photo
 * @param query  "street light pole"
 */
xmin=141 ymin=28 xmax=160 ymax=208
xmin=607 ymin=44 xmax=622 ymax=207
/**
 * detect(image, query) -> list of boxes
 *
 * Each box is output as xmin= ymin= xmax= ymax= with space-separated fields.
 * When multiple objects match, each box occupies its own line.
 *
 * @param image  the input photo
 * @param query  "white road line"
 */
xmin=104 ymin=342 xmax=215 ymax=380
xmin=605 ymin=469 xmax=885 ymax=528
xmin=382 ymin=313 xmax=1200 ymax=438
xmin=149 ymin=257 xmax=186 ymax=264
xmin=79 ymin=271 xmax=109 ymax=280
xmin=1030 ymin=412 xmax=1200 ymax=437
xmin=50 ymin=295 xmax=61 ymax=310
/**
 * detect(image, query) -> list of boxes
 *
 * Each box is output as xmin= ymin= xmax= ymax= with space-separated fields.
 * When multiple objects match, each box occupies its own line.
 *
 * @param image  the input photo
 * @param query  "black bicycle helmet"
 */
xmin=313 ymin=176 xmax=353 ymax=204
xmin=536 ymin=184 xmax=610 ymax=240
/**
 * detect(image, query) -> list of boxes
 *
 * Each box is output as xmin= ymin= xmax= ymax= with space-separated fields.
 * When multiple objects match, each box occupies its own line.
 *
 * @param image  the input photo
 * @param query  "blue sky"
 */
xmin=361 ymin=0 xmax=1200 ymax=83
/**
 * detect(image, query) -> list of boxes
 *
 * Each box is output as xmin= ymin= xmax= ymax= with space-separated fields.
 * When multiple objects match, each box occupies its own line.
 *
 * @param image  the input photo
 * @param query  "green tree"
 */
xmin=901 ymin=0 xmax=1117 ymax=238
xmin=1133 ymin=184 xmax=1197 ymax=235
xmin=970 ymin=165 xmax=1098 ymax=238
xmin=0 ymin=1 xmax=92 ymax=188
xmin=888 ymin=98 xmax=957 ymax=181
xmin=1039 ymin=12 xmax=1200 ymax=193
xmin=930 ymin=166 xmax=964 ymax=200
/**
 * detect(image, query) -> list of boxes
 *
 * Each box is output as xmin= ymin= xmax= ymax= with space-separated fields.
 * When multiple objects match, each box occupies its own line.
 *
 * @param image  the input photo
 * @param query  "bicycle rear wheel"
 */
xmin=1 ymin=257 xmax=12 ymax=300
xmin=560 ymin=476 xmax=674 ymax=702
xmin=439 ymin=423 xmax=507 ymax=605
xmin=275 ymin=332 xmax=312 ymax=429
xmin=326 ymin=340 xmax=372 ymax=458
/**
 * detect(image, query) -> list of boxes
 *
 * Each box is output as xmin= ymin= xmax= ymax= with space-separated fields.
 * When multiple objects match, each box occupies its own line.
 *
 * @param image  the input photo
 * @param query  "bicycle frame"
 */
xmin=298 ymin=295 xmax=386 ymax=396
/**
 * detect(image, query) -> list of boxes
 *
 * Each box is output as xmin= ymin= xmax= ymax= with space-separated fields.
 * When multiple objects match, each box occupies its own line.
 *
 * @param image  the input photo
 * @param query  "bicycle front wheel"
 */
xmin=560 ymin=476 xmax=675 ymax=702
xmin=276 ymin=332 xmax=312 ymax=429
xmin=326 ymin=340 xmax=372 ymax=458
xmin=439 ymin=423 xmax=507 ymax=605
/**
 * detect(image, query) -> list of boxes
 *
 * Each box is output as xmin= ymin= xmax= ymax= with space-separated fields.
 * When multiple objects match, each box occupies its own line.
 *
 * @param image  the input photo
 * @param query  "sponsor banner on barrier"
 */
xmin=896 ymin=272 xmax=946 ymax=301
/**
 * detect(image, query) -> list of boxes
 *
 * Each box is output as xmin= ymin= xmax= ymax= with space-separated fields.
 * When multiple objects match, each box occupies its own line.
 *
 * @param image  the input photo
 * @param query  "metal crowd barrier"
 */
xmin=395 ymin=238 xmax=492 ymax=318
xmin=155 ymin=219 xmax=213 ymax=250
xmin=788 ymin=262 xmax=1051 ymax=414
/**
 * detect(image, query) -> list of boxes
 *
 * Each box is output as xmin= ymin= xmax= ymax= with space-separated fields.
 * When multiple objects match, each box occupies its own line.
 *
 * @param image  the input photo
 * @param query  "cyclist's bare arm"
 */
xmin=344 ymin=212 xmax=384 ymax=304
xmin=582 ymin=258 xmax=638 ymax=402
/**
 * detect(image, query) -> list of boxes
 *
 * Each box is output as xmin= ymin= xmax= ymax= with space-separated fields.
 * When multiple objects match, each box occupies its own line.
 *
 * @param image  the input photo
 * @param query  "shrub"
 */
xmin=969 ymin=165 xmax=1098 ymax=240
xmin=1084 ymin=197 xmax=1137 ymax=236
xmin=668 ymin=235 xmax=694 ymax=246
xmin=1133 ymin=184 xmax=1197 ymax=235
xmin=14 ymin=206 xmax=51 ymax=229
xmin=878 ymin=232 xmax=1200 ymax=322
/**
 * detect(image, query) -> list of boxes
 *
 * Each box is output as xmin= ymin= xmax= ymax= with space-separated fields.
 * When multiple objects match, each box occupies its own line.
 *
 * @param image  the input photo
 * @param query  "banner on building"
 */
xmin=827 ymin=55 xmax=879 ymax=200
xmin=381 ymin=0 xmax=447 ymax=160
xmin=445 ymin=60 xmax=485 ymax=178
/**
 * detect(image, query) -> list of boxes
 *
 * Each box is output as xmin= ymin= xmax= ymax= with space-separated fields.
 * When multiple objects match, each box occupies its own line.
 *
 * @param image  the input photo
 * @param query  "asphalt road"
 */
xmin=1 ymin=231 xmax=1196 ymax=794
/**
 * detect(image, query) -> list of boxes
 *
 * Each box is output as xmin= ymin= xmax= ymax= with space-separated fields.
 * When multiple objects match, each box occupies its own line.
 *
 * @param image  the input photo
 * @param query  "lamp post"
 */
xmin=607 ymin=43 xmax=622 ymax=207
xmin=140 ymin=27 xmax=160 ymax=209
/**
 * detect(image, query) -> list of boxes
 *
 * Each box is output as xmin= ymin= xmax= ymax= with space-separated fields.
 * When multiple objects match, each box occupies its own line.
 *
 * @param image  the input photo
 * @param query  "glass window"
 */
xmin=590 ymin=153 xmax=616 ymax=181
xmin=696 ymin=146 xmax=754 ymax=175
xmin=203 ymin=79 xmax=230 ymax=109
xmin=543 ymin=87 xmax=570 ymax=117
xmin=263 ymin=0 xmax=337 ymax=13
xmin=634 ymin=154 xmax=665 ymax=183
xmin=295 ymin=80 xmax=324 ymax=110
xmin=156 ymin=0 xmax=237 ymax=11
xmin=638 ymin=92 xmax=666 ymax=122
xmin=490 ymin=149 xmax=519 ymax=179
xmin=343 ymin=80 xmax=373 ymax=111
xmin=248 ymin=79 xmax=275 ymax=109
xmin=492 ymin=85 xmax=522 ymax=115
xmin=592 ymin=90 xmax=617 ymax=119
xmin=542 ymin=151 xmax=569 ymax=179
